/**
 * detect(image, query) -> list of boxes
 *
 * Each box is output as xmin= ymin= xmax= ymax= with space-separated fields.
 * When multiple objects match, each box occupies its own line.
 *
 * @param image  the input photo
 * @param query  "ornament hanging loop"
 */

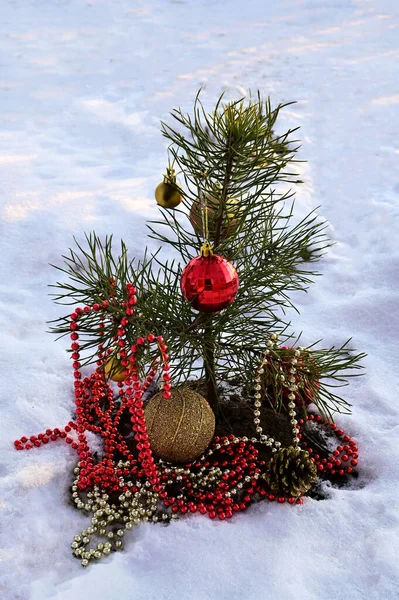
xmin=199 ymin=187 xmax=211 ymax=245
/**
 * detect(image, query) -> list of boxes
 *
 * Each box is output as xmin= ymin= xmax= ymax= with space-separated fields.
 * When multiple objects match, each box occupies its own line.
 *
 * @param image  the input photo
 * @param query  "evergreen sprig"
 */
xmin=49 ymin=91 xmax=365 ymax=417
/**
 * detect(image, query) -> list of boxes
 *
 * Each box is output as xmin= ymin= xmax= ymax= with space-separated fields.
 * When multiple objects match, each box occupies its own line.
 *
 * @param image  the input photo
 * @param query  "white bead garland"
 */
xmin=252 ymin=336 xmax=301 ymax=451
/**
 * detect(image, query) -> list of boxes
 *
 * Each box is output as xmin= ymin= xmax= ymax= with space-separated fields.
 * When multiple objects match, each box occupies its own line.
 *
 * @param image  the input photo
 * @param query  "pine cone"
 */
xmin=265 ymin=447 xmax=317 ymax=497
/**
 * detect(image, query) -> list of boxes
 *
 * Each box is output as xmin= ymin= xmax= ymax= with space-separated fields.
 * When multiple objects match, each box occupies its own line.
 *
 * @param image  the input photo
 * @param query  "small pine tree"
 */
xmin=50 ymin=91 xmax=365 ymax=418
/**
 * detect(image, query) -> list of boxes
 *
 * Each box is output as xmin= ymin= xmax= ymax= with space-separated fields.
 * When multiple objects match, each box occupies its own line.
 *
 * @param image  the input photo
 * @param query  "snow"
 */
xmin=1 ymin=0 xmax=399 ymax=598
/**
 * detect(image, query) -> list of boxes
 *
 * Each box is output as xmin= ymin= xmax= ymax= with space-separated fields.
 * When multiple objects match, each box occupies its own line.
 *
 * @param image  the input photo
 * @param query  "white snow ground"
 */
xmin=1 ymin=0 xmax=399 ymax=598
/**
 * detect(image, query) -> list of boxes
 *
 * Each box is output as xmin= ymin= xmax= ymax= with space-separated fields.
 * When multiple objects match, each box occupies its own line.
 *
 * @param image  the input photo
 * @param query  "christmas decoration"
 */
xmin=14 ymin=91 xmax=365 ymax=568
xmin=50 ymin=93 xmax=365 ymax=414
xmin=189 ymin=193 xmax=241 ymax=239
xmin=155 ymin=168 xmax=182 ymax=209
xmin=181 ymin=242 xmax=239 ymax=313
xmin=104 ymin=354 xmax=126 ymax=382
xmin=145 ymin=388 xmax=215 ymax=463
xmin=14 ymin=333 xmax=360 ymax=567
xmin=265 ymin=447 xmax=318 ymax=497
xmin=262 ymin=345 xmax=320 ymax=411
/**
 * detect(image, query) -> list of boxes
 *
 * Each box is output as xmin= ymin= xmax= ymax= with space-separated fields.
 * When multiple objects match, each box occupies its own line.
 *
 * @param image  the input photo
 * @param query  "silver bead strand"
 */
xmin=252 ymin=336 xmax=300 ymax=452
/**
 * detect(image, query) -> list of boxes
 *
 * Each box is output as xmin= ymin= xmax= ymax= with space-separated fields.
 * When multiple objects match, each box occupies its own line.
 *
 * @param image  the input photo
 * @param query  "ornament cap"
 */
xmin=164 ymin=167 xmax=178 ymax=186
xmin=200 ymin=241 xmax=213 ymax=257
xmin=164 ymin=167 xmax=176 ymax=183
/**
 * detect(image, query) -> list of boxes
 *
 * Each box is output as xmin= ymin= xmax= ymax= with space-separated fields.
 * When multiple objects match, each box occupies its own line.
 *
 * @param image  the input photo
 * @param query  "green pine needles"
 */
xmin=49 ymin=91 xmax=365 ymax=418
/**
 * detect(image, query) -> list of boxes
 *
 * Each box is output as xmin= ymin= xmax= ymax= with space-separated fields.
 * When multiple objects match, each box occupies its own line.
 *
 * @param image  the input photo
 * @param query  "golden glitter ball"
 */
xmin=145 ymin=388 xmax=215 ymax=463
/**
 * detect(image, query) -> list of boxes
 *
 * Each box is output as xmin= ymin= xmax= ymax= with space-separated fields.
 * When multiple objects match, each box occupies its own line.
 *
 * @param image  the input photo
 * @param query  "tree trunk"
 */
xmin=203 ymin=317 xmax=219 ymax=412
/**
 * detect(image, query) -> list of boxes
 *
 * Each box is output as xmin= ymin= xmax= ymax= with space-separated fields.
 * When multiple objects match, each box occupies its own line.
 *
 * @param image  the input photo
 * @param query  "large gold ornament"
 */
xmin=145 ymin=388 xmax=215 ymax=463
xmin=189 ymin=193 xmax=241 ymax=239
xmin=155 ymin=168 xmax=182 ymax=209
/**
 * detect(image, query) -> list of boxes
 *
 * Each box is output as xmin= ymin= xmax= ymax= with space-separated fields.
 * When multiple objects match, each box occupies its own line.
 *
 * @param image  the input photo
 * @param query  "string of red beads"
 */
xmin=298 ymin=414 xmax=359 ymax=476
xmin=14 ymin=283 xmax=359 ymax=525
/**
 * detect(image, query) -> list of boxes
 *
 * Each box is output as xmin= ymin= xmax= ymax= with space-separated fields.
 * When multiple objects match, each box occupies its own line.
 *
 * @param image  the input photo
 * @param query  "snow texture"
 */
xmin=1 ymin=0 xmax=399 ymax=599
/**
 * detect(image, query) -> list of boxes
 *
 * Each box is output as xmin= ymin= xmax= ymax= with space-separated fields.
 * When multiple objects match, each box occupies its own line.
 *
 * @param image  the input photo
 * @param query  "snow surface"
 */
xmin=1 ymin=0 xmax=399 ymax=598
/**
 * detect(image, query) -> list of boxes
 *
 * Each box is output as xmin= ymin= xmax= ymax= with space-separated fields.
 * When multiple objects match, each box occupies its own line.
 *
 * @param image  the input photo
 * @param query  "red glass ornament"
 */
xmin=181 ymin=254 xmax=239 ymax=313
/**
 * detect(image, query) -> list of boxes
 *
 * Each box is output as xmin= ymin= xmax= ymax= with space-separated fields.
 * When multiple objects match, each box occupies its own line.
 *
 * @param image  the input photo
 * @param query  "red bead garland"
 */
xmin=13 ymin=285 xmax=360 ymax=564
xmin=298 ymin=414 xmax=359 ymax=476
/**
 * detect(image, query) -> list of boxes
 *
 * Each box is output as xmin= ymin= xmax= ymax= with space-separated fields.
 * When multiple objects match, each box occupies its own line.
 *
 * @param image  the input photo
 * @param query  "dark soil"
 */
xmin=183 ymin=379 xmax=358 ymax=498
xmin=73 ymin=378 xmax=357 ymax=505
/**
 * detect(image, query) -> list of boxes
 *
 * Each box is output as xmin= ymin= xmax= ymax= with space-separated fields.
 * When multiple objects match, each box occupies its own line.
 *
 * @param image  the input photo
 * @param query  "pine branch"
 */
xmin=48 ymin=90 xmax=365 ymax=416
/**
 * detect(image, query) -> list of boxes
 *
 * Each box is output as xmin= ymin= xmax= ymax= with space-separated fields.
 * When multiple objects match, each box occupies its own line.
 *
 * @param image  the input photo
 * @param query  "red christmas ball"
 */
xmin=181 ymin=253 xmax=239 ymax=312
